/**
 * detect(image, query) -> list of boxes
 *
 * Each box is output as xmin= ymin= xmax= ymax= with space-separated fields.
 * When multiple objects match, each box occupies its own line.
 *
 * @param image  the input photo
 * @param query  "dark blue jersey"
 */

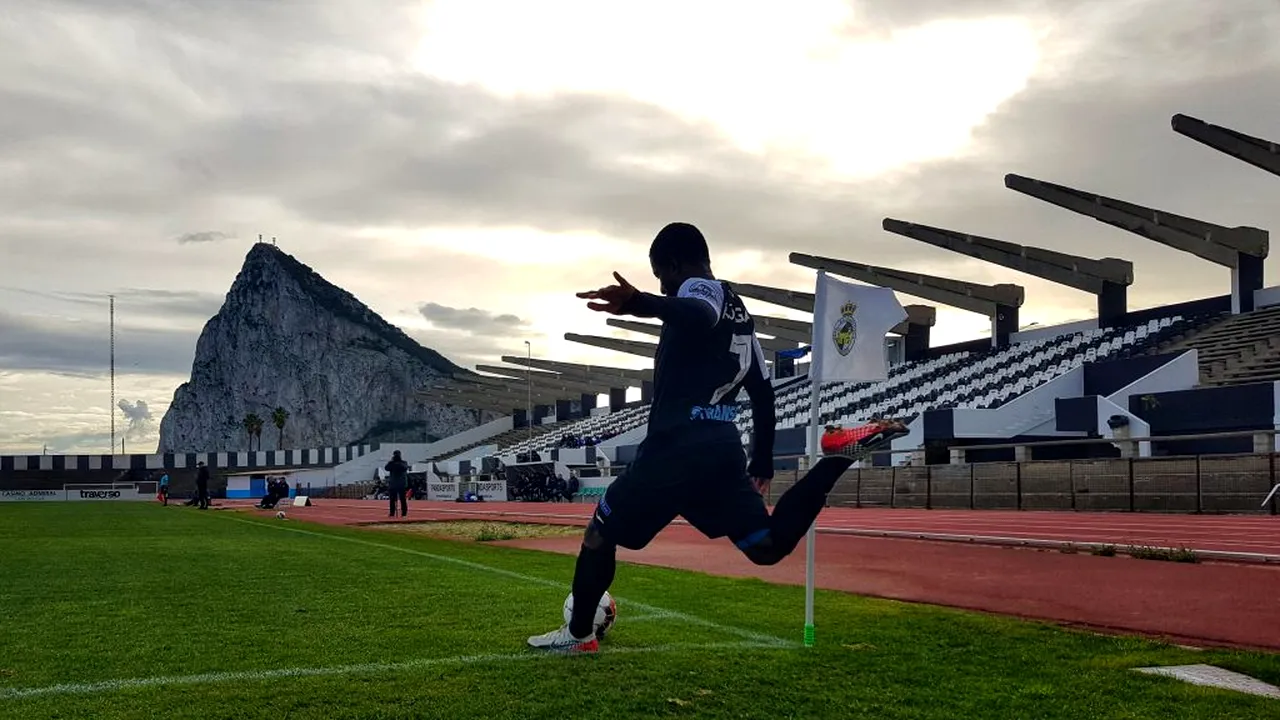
xmin=642 ymin=278 xmax=770 ymax=448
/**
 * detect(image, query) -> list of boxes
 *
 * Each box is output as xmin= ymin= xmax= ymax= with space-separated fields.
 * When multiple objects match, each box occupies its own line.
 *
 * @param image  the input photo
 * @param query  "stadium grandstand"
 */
xmin=406 ymin=112 xmax=1280 ymax=513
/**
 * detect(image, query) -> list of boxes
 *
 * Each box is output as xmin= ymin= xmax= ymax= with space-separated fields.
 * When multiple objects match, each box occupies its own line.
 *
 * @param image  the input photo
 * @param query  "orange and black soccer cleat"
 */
xmin=820 ymin=418 xmax=910 ymax=460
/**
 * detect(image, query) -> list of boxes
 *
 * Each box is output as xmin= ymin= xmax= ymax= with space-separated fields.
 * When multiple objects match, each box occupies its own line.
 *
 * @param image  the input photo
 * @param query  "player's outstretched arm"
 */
xmin=577 ymin=273 xmax=718 ymax=329
xmin=621 ymin=291 xmax=717 ymax=329
xmin=742 ymin=337 xmax=776 ymax=484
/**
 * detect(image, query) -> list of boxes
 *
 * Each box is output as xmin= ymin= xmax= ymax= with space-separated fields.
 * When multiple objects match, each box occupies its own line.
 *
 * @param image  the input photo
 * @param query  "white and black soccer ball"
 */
xmin=563 ymin=590 xmax=617 ymax=640
xmin=275 ymin=511 xmax=286 ymax=520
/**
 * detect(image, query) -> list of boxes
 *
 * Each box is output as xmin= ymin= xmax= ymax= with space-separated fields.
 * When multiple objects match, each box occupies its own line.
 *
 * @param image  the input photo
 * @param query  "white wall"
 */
xmin=597 ymin=424 xmax=647 ymax=450
xmin=1273 ymin=380 xmax=1280 ymax=452
xmin=419 ymin=415 xmax=513 ymax=460
xmin=1106 ymin=349 xmax=1199 ymax=412
xmin=286 ymin=467 xmax=339 ymax=490
xmin=1254 ymin=285 xmax=1280 ymax=310
xmin=888 ymin=415 xmax=925 ymax=466
xmin=1010 ymin=318 xmax=1099 ymax=345
xmin=329 ymin=443 xmax=433 ymax=486
xmin=950 ymin=366 xmax=1086 ymax=438
xmin=446 ymin=444 xmax=497 ymax=461
xmin=554 ymin=448 xmax=587 ymax=464
xmin=1093 ymin=396 xmax=1152 ymax=457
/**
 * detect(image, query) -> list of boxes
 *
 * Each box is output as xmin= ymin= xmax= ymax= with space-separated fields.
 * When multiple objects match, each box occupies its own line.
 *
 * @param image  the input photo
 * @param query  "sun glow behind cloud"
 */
xmin=410 ymin=0 xmax=1044 ymax=178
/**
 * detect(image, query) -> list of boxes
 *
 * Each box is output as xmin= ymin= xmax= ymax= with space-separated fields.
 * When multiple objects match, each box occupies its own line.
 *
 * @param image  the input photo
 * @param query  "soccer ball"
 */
xmin=563 ymin=590 xmax=617 ymax=640
xmin=275 ymin=511 xmax=286 ymax=519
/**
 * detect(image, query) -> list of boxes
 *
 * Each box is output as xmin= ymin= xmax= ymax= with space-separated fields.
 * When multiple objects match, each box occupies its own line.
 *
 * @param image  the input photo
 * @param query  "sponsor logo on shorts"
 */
xmin=690 ymin=404 xmax=738 ymax=422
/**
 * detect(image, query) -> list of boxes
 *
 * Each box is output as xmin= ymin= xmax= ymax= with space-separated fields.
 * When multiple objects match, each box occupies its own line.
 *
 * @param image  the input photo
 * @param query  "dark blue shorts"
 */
xmin=591 ymin=439 xmax=770 ymax=551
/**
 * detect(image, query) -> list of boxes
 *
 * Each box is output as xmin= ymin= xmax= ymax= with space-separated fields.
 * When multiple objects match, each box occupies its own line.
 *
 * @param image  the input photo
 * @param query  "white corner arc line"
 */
xmin=0 ymin=641 xmax=780 ymax=700
xmin=220 ymin=515 xmax=793 ymax=649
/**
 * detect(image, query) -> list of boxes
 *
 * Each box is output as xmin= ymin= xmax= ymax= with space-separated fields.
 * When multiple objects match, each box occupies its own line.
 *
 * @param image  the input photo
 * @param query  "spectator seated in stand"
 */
xmin=506 ymin=465 xmax=563 ymax=502
xmin=557 ymin=430 xmax=621 ymax=449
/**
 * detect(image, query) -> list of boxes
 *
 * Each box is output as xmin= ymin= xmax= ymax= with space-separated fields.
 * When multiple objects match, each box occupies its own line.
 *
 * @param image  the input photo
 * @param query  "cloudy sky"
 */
xmin=3 ymin=0 xmax=1279 ymax=455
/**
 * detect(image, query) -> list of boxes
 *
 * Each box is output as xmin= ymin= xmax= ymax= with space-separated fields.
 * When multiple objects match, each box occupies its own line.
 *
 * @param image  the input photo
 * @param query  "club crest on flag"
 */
xmin=832 ymin=301 xmax=858 ymax=356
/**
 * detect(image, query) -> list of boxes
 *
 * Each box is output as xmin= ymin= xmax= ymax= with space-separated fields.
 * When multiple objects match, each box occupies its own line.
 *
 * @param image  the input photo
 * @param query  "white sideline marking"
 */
xmin=1134 ymin=664 xmax=1280 ymax=700
xmin=221 ymin=515 xmax=793 ymax=649
xmin=0 ymin=641 xmax=778 ymax=700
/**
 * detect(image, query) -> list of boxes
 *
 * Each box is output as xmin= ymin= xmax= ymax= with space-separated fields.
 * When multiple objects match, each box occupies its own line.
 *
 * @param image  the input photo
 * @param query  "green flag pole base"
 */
xmin=803 ymin=623 xmax=815 ymax=647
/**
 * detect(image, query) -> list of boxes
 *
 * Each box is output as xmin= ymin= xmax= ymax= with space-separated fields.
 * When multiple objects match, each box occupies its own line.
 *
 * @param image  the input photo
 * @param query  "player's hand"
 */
xmin=751 ymin=477 xmax=771 ymax=496
xmin=576 ymin=272 xmax=638 ymax=314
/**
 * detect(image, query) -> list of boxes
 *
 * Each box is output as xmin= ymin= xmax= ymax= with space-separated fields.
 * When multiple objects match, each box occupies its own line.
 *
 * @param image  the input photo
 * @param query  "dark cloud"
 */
xmin=176 ymin=231 xmax=231 ymax=244
xmin=418 ymin=302 xmax=527 ymax=335
xmin=407 ymin=328 xmax=538 ymax=371
xmin=0 ymin=286 xmax=224 ymax=324
xmin=0 ymin=310 xmax=197 ymax=378
xmin=4 ymin=0 xmax=1271 ymax=310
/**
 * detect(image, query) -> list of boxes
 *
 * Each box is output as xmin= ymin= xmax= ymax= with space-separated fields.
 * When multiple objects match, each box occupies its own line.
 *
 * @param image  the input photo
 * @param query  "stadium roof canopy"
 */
xmin=1005 ymin=171 xmax=1268 ymax=312
xmin=880 ymin=217 xmax=1133 ymax=325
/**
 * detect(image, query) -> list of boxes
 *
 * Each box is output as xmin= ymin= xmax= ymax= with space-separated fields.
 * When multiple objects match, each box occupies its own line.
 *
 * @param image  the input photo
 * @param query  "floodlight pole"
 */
xmin=524 ymin=341 xmax=533 ymax=444
xmin=109 ymin=294 xmax=115 ymax=455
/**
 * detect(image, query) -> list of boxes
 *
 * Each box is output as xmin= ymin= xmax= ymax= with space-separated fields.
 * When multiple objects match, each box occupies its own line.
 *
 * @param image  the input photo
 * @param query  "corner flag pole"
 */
xmin=803 ymin=378 xmax=821 ymax=648
xmin=802 ymin=270 xmax=827 ymax=648
xmin=801 ymin=270 xmax=906 ymax=648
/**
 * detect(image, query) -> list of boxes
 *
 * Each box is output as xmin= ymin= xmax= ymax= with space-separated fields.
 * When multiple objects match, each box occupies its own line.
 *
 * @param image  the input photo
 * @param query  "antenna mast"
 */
xmin=110 ymin=294 xmax=115 ymax=454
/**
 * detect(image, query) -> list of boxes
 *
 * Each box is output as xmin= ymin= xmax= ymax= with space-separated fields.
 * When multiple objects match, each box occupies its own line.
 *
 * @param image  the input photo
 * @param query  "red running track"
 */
xmin=243 ymin=499 xmax=1280 ymax=562
xmin=229 ymin=500 xmax=1280 ymax=650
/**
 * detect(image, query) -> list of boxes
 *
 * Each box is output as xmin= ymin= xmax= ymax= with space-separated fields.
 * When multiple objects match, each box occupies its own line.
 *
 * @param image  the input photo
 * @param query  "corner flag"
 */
xmin=810 ymin=272 xmax=907 ymax=384
xmin=801 ymin=271 xmax=907 ymax=647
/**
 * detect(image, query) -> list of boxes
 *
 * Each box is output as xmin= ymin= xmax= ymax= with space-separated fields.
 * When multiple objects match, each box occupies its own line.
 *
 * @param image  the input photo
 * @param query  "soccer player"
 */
xmin=527 ymin=222 xmax=907 ymax=653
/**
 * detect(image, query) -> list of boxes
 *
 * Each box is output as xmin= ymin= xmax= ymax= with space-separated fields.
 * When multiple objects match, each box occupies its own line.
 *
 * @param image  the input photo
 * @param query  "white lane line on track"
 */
xmin=219 ymin=515 xmax=795 ymax=649
xmin=0 ymin=641 xmax=780 ymax=700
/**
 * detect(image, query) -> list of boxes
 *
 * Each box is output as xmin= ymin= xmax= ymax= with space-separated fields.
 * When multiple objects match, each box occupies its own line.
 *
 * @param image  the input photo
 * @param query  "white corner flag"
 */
xmin=801 ymin=271 xmax=907 ymax=647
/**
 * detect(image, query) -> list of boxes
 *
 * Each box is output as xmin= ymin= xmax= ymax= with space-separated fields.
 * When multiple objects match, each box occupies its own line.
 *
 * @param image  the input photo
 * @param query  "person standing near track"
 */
xmin=526 ymin=222 xmax=906 ymax=653
xmin=195 ymin=461 xmax=210 ymax=510
xmin=384 ymin=450 xmax=409 ymax=518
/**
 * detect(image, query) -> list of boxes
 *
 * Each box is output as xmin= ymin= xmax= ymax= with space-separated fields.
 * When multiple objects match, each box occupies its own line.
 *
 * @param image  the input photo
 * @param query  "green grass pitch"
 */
xmin=1 ymin=503 xmax=1277 ymax=719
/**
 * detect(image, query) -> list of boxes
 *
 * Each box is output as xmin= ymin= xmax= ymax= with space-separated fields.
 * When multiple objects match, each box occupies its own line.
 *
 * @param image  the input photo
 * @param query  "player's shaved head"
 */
xmin=649 ymin=222 xmax=710 ymax=267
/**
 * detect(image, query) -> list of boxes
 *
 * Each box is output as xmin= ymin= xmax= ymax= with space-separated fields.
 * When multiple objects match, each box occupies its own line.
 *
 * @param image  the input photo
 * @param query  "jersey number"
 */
xmin=709 ymin=334 xmax=754 ymax=406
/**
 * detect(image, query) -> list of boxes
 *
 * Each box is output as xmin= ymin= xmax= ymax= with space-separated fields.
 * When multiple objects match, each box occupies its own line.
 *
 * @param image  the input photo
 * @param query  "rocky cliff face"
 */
xmin=157 ymin=243 xmax=490 ymax=452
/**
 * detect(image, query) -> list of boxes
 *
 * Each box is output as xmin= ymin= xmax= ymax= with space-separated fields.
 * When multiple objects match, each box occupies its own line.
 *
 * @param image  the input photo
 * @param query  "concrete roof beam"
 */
xmin=427 ymin=382 xmax=568 ymax=405
xmin=788 ymin=253 xmax=1025 ymax=316
xmin=882 ymin=218 xmax=1133 ymax=294
xmin=564 ymin=333 xmax=658 ymax=359
xmin=1173 ymin=113 xmax=1280 ymax=178
xmin=499 ymin=356 xmax=653 ymax=384
xmin=1005 ymin=173 xmax=1268 ymax=266
xmin=471 ymin=366 xmax=607 ymax=396
xmin=752 ymin=315 xmax=812 ymax=343
xmin=602 ymin=318 xmax=795 ymax=353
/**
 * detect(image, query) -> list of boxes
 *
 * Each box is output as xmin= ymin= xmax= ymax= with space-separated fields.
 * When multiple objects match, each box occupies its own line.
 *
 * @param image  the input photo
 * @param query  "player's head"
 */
xmin=649 ymin=222 xmax=711 ymax=296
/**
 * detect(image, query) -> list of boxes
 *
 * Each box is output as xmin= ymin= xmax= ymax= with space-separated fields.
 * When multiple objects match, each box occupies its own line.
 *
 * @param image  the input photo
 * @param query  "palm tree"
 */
xmin=243 ymin=413 xmax=265 ymax=452
xmin=271 ymin=407 xmax=290 ymax=450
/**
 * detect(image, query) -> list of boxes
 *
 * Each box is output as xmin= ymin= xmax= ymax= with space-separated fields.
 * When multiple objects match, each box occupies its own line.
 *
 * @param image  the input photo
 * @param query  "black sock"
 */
xmin=765 ymin=456 xmax=854 ymax=556
xmin=568 ymin=541 xmax=616 ymax=639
